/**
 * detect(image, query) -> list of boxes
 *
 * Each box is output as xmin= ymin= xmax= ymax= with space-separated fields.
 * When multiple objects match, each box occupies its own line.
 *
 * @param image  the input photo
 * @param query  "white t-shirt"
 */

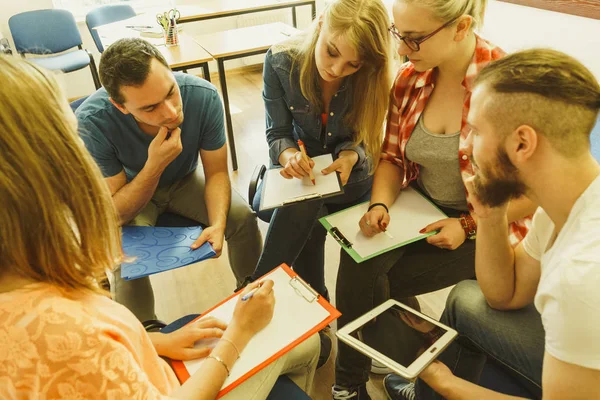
xmin=522 ymin=175 xmax=600 ymax=370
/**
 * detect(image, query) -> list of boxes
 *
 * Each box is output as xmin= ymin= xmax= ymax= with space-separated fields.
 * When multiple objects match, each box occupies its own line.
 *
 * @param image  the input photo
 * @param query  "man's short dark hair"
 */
xmin=474 ymin=48 xmax=600 ymax=157
xmin=99 ymin=38 xmax=169 ymax=105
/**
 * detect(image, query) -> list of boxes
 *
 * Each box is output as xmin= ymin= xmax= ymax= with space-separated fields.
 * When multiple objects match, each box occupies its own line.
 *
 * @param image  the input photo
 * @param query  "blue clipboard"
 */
xmin=121 ymin=226 xmax=216 ymax=280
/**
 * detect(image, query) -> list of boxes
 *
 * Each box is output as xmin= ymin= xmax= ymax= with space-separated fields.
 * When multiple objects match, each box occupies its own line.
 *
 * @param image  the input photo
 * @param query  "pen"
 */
xmin=241 ymin=283 xmax=262 ymax=301
xmin=297 ymin=139 xmax=315 ymax=185
xmin=379 ymin=222 xmax=394 ymax=239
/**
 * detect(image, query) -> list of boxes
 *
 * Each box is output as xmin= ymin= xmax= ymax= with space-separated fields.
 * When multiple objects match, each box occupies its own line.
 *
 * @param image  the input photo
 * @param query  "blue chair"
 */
xmin=8 ymin=9 xmax=100 ymax=89
xmin=86 ymin=5 xmax=136 ymax=53
xmin=591 ymin=116 xmax=600 ymax=162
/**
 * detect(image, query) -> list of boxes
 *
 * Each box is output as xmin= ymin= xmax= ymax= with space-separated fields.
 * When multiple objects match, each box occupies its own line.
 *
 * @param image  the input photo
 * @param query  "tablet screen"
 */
xmin=349 ymin=304 xmax=447 ymax=368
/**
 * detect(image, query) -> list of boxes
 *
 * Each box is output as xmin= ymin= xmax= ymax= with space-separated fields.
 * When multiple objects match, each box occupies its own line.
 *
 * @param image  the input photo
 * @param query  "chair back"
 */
xmin=9 ymin=9 xmax=82 ymax=55
xmin=591 ymin=116 xmax=600 ymax=162
xmin=86 ymin=5 xmax=136 ymax=53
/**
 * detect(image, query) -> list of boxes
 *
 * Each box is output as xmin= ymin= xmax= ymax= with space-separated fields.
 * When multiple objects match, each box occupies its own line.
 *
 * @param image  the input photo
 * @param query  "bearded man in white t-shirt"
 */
xmin=383 ymin=48 xmax=600 ymax=400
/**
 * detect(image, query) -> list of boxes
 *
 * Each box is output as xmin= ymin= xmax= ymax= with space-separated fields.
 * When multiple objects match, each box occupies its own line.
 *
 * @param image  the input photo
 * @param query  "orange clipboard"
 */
xmin=171 ymin=263 xmax=340 ymax=398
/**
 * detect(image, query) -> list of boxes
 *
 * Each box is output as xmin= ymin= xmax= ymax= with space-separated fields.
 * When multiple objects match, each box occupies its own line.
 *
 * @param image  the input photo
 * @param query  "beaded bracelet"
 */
xmin=368 ymin=202 xmax=389 ymax=214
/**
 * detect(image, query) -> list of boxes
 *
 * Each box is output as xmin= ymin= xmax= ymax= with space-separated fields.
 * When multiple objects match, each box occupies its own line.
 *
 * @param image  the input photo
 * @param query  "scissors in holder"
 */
xmin=167 ymin=8 xmax=181 ymax=22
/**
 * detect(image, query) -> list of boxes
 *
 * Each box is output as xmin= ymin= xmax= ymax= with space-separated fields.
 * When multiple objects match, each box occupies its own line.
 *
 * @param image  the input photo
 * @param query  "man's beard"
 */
xmin=472 ymin=148 xmax=527 ymax=208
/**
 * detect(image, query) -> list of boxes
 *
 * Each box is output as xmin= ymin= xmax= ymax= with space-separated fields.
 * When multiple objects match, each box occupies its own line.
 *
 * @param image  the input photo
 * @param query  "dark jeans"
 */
xmin=415 ymin=280 xmax=545 ymax=399
xmin=335 ymin=206 xmax=477 ymax=387
xmin=161 ymin=314 xmax=200 ymax=333
xmin=251 ymin=175 xmax=372 ymax=297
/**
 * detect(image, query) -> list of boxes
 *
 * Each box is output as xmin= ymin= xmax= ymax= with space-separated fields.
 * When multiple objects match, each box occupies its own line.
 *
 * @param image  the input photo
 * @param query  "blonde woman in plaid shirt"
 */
xmin=333 ymin=0 xmax=537 ymax=398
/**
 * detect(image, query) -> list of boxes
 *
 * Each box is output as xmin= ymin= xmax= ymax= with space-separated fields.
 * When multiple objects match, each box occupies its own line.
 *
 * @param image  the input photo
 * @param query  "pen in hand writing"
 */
xmin=379 ymin=222 xmax=394 ymax=239
xmin=297 ymin=139 xmax=316 ymax=185
xmin=241 ymin=283 xmax=262 ymax=301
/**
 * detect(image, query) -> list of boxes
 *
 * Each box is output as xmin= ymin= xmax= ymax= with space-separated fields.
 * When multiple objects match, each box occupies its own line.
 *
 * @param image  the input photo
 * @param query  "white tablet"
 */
xmin=336 ymin=299 xmax=457 ymax=380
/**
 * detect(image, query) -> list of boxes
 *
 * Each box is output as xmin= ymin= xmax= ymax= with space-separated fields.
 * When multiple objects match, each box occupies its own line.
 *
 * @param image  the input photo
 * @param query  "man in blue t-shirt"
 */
xmin=77 ymin=38 xmax=261 ymax=322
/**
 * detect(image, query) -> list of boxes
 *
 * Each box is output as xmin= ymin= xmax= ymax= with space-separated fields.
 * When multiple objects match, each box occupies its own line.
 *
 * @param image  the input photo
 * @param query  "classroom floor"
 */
xmin=148 ymin=66 xmax=453 ymax=400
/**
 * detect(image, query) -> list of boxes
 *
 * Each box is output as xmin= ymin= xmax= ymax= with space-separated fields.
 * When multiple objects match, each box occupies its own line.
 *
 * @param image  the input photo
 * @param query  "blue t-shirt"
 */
xmin=77 ymin=73 xmax=225 ymax=187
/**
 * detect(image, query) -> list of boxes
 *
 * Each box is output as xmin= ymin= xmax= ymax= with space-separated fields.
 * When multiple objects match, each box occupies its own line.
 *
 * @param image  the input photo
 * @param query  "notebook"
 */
xmin=120 ymin=226 xmax=216 ymax=280
xmin=319 ymin=187 xmax=447 ymax=263
xmin=171 ymin=264 xmax=340 ymax=398
xmin=259 ymin=154 xmax=343 ymax=211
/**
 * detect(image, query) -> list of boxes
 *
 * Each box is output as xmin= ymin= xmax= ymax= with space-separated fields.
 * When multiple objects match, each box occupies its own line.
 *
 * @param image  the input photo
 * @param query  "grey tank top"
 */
xmin=405 ymin=116 xmax=468 ymax=211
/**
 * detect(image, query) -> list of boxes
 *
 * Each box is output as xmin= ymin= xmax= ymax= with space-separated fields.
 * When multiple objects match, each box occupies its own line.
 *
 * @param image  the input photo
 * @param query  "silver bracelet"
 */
xmin=207 ymin=354 xmax=230 ymax=376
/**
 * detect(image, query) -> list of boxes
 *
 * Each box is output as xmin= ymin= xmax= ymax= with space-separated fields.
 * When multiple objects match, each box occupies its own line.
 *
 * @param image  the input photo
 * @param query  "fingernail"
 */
xmin=419 ymin=228 xmax=426 ymax=233
xmin=321 ymin=169 xmax=327 ymax=174
xmin=382 ymin=222 xmax=388 ymax=229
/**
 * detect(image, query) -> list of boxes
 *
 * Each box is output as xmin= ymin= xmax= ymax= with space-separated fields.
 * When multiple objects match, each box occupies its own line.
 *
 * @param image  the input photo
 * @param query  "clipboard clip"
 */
xmin=289 ymin=276 xmax=319 ymax=303
xmin=282 ymin=193 xmax=322 ymax=205
xmin=330 ymin=226 xmax=353 ymax=249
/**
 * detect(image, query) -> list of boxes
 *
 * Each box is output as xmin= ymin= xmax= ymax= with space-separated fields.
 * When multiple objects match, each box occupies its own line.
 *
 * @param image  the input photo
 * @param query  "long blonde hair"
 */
xmin=0 ymin=56 xmax=121 ymax=293
xmin=402 ymin=0 xmax=487 ymax=29
xmin=293 ymin=0 xmax=392 ymax=170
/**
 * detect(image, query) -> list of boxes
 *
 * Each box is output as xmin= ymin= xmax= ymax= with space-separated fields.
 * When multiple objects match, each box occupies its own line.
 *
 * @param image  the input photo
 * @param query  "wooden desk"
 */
xmin=96 ymin=27 xmax=213 ymax=78
xmin=196 ymin=22 xmax=301 ymax=170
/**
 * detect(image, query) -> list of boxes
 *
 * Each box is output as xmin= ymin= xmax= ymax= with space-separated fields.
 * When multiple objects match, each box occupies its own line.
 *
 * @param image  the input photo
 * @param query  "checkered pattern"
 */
xmin=381 ymin=34 xmax=530 ymax=245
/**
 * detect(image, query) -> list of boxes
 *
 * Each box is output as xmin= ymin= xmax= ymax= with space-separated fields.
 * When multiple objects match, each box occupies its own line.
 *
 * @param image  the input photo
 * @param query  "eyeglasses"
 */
xmin=388 ymin=18 xmax=458 ymax=52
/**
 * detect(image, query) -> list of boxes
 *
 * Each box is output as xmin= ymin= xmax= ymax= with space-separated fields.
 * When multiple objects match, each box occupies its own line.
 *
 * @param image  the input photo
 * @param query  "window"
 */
xmin=52 ymin=0 xmax=173 ymax=20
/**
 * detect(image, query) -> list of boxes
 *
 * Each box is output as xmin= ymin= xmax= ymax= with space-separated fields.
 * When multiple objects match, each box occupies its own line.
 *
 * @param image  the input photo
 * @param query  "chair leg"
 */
xmin=87 ymin=50 xmax=101 ymax=90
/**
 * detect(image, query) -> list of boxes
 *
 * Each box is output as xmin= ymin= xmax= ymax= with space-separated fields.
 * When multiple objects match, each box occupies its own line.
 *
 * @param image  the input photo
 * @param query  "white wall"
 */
xmin=482 ymin=1 xmax=600 ymax=78
xmin=1 ymin=0 xmax=598 ymax=99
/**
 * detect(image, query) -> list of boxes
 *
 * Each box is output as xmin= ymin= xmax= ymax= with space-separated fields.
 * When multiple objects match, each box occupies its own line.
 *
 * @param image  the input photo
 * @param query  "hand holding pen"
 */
xmin=278 ymin=145 xmax=315 ymax=182
xmin=360 ymin=203 xmax=393 ymax=238
xmin=297 ymin=140 xmax=315 ymax=185
xmin=230 ymin=280 xmax=275 ymax=337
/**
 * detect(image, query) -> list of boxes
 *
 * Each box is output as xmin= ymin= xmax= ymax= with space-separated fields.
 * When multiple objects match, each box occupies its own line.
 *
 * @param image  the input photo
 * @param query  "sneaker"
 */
xmin=332 ymin=384 xmax=371 ymax=400
xmin=317 ymin=328 xmax=332 ymax=369
xmin=383 ymin=374 xmax=415 ymax=400
xmin=371 ymin=359 xmax=393 ymax=375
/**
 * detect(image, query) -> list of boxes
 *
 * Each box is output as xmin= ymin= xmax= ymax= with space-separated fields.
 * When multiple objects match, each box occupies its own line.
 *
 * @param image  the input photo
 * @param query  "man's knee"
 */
xmin=443 ymin=280 xmax=488 ymax=330
xmin=225 ymin=197 xmax=259 ymax=239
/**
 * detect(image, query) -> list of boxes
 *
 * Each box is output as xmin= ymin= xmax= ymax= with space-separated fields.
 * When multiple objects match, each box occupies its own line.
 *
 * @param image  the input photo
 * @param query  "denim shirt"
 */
xmin=262 ymin=43 xmax=370 ymax=183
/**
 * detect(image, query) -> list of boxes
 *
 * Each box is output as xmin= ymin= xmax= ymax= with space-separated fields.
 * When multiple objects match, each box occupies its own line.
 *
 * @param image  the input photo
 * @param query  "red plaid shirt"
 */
xmin=381 ymin=34 xmax=530 ymax=245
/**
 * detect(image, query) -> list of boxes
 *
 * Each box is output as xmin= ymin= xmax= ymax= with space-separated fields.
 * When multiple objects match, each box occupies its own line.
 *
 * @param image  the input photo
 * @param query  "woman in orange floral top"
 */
xmin=0 ymin=56 xmax=318 ymax=399
xmin=332 ymin=0 xmax=537 ymax=398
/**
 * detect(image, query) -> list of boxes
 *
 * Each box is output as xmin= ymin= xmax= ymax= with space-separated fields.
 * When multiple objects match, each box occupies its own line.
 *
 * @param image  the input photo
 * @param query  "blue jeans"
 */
xmin=416 ymin=280 xmax=545 ymax=399
xmin=251 ymin=175 xmax=372 ymax=297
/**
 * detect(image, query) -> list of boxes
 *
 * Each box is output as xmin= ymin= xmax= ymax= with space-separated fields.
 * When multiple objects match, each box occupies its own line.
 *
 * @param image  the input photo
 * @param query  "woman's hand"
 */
xmin=359 ymin=205 xmax=390 ymax=237
xmin=422 ymin=218 xmax=466 ymax=250
xmin=228 ymin=280 xmax=276 ymax=340
xmin=321 ymin=150 xmax=359 ymax=186
xmin=279 ymin=148 xmax=314 ymax=180
xmin=150 ymin=316 xmax=228 ymax=361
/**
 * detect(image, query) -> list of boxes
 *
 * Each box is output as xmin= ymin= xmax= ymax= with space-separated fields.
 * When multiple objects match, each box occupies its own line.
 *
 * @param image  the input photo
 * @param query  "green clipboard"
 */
xmin=319 ymin=187 xmax=447 ymax=263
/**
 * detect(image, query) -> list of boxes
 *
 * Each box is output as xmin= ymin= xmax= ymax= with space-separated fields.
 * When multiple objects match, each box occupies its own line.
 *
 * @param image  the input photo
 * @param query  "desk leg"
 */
xmin=311 ymin=1 xmax=316 ymax=19
xmin=202 ymin=62 xmax=211 ymax=83
xmin=292 ymin=7 xmax=297 ymax=27
xmin=217 ymin=59 xmax=238 ymax=171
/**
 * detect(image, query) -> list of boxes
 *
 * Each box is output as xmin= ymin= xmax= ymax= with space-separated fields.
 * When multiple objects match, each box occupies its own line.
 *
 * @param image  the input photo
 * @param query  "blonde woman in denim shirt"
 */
xmin=249 ymin=0 xmax=393 ymax=302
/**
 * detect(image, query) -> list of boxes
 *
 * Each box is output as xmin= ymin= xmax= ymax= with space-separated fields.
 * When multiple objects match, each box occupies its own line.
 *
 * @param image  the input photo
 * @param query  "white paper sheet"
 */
xmin=260 ymin=154 xmax=342 ymax=210
xmin=183 ymin=267 xmax=330 ymax=389
xmin=324 ymin=187 xmax=447 ymax=258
